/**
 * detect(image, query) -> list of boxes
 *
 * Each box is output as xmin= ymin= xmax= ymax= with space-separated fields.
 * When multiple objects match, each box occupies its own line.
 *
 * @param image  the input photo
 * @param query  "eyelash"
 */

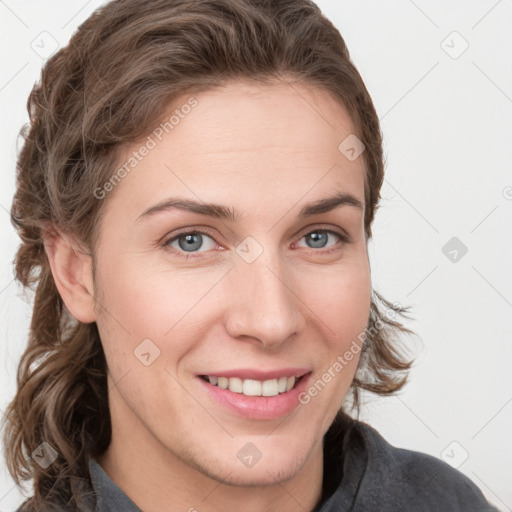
xmin=162 ymin=226 xmax=350 ymax=260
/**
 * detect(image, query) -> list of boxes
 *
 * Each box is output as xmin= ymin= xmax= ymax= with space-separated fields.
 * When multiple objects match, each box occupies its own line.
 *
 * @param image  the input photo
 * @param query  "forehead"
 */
xmin=102 ymin=79 xmax=365 ymax=224
xmin=167 ymin=79 xmax=357 ymax=156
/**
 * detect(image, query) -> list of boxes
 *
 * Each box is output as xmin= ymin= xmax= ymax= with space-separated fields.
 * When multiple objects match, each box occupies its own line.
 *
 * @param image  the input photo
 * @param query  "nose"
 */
xmin=224 ymin=249 xmax=304 ymax=350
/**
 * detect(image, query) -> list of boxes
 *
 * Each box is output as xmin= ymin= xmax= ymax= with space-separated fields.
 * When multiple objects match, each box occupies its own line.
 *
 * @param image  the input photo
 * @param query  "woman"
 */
xmin=2 ymin=0 xmax=498 ymax=510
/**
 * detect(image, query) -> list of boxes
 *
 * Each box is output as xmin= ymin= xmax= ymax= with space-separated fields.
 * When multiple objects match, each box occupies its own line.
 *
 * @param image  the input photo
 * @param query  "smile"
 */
xmin=200 ymin=375 xmax=300 ymax=397
xmin=197 ymin=370 xmax=312 ymax=420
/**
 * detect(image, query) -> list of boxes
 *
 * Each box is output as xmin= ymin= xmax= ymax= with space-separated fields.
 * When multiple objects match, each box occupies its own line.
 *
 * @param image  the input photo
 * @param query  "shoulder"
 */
xmin=354 ymin=421 xmax=499 ymax=511
xmin=14 ymin=498 xmax=35 ymax=512
xmin=14 ymin=491 xmax=94 ymax=512
xmin=14 ymin=498 xmax=37 ymax=512
xmin=14 ymin=498 xmax=71 ymax=512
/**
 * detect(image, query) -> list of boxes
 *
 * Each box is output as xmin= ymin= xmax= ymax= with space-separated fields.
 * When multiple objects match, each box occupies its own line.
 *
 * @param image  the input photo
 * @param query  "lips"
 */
xmin=197 ymin=370 xmax=313 ymax=420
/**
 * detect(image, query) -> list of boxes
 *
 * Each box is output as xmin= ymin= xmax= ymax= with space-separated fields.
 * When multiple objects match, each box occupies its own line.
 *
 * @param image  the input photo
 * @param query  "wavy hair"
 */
xmin=2 ymin=0 xmax=416 ymax=509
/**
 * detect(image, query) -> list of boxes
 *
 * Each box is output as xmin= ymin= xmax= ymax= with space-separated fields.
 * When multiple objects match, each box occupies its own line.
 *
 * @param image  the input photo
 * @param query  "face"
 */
xmin=92 ymin=79 xmax=372 ymax=487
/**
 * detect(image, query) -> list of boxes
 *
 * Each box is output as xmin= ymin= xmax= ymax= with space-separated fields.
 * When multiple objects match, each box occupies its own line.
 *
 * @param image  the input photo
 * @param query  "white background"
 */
xmin=1 ymin=1 xmax=511 ymax=510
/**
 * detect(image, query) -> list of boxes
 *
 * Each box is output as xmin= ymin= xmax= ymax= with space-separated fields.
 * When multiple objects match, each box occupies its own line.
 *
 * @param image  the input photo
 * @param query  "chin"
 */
xmin=207 ymin=457 xmax=307 ymax=487
xmin=185 ymin=440 xmax=312 ymax=487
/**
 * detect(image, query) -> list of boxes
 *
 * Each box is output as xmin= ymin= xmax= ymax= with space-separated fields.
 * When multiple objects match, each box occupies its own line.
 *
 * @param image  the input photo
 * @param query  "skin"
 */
xmin=46 ymin=79 xmax=372 ymax=512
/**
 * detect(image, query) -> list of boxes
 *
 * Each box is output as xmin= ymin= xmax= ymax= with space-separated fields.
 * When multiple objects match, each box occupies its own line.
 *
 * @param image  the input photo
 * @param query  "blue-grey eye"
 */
xmin=297 ymin=230 xmax=342 ymax=250
xmin=168 ymin=232 xmax=216 ymax=253
xmin=179 ymin=233 xmax=202 ymax=251
xmin=305 ymin=231 xmax=328 ymax=248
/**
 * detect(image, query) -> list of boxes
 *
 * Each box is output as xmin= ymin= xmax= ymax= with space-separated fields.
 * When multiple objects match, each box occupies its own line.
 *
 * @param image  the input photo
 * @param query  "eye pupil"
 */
xmin=179 ymin=233 xmax=202 ymax=251
xmin=306 ymin=231 xmax=328 ymax=248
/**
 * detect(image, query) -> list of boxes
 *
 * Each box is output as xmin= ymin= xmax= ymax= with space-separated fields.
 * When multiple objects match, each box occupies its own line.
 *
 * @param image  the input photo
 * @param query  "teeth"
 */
xmin=217 ymin=376 xmax=228 ymax=389
xmin=229 ymin=377 xmax=243 ymax=393
xmin=261 ymin=379 xmax=278 ymax=396
xmin=243 ymin=379 xmax=262 ymax=396
xmin=206 ymin=375 xmax=297 ymax=396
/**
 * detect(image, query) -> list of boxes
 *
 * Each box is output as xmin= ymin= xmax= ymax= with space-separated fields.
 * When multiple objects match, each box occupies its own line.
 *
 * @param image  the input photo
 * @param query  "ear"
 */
xmin=43 ymin=228 xmax=96 ymax=323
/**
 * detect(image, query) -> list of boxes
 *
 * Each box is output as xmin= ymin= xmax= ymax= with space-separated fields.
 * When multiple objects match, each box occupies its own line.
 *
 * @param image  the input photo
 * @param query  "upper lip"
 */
xmin=199 ymin=368 xmax=312 ymax=380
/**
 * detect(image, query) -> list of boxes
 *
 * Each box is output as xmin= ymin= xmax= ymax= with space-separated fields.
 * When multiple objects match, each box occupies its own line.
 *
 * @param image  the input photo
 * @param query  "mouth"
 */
xmin=198 ymin=373 xmax=309 ymax=397
xmin=196 ymin=370 xmax=312 ymax=420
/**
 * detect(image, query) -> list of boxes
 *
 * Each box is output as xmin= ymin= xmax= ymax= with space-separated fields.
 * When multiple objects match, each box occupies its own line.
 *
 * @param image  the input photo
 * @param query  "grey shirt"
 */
xmin=15 ymin=415 xmax=499 ymax=511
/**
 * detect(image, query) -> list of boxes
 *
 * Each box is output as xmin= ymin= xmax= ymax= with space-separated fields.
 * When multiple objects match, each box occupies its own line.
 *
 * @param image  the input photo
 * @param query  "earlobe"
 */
xmin=43 ymin=229 xmax=96 ymax=323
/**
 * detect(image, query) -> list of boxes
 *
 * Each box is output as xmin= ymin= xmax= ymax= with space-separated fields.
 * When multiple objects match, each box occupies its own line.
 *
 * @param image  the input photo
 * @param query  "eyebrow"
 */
xmin=136 ymin=191 xmax=363 ymax=223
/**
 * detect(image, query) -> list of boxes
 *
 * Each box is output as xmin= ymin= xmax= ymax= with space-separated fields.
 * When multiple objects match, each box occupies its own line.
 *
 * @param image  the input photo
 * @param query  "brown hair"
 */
xmin=2 ymin=0 xmax=416 ymax=509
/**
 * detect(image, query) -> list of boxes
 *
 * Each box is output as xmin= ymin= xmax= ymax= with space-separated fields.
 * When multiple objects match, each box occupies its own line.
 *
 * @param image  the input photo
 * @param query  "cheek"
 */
xmin=301 ymin=263 xmax=371 ymax=405
xmin=94 ymin=256 xmax=228 ymax=354
xmin=297 ymin=258 xmax=371 ymax=345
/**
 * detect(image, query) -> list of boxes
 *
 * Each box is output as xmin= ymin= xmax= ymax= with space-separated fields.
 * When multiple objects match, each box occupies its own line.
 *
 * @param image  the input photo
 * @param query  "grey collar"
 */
xmin=88 ymin=458 xmax=142 ymax=512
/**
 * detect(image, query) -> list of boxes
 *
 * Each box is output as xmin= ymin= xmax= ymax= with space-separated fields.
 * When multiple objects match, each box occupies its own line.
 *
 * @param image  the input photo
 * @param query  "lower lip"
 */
xmin=197 ymin=373 xmax=312 ymax=420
